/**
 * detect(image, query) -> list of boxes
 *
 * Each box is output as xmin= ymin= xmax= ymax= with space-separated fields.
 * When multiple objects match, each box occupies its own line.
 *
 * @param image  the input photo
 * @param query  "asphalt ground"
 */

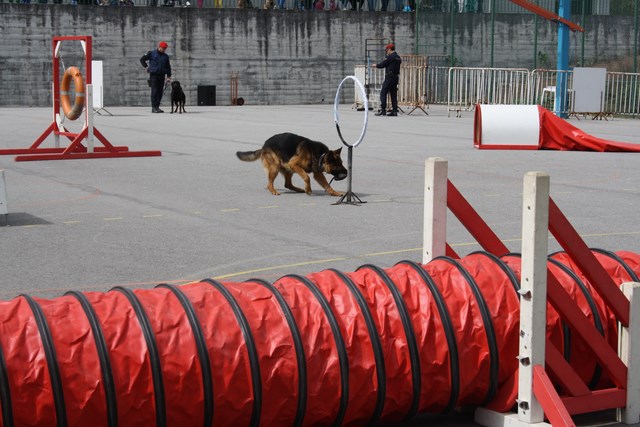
xmin=1 ymin=102 xmax=639 ymax=426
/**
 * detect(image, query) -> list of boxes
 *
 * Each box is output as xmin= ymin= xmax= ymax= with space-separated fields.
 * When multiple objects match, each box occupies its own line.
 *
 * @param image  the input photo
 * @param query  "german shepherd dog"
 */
xmin=170 ymin=81 xmax=186 ymax=114
xmin=236 ymin=133 xmax=348 ymax=196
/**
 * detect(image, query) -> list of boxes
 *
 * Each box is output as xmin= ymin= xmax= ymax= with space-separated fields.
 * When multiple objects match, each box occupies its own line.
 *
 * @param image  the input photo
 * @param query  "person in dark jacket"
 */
xmin=373 ymin=43 xmax=402 ymax=116
xmin=140 ymin=41 xmax=172 ymax=113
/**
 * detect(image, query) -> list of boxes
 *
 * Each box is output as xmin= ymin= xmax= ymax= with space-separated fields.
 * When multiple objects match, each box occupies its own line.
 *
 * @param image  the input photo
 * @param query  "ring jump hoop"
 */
xmin=0 ymin=36 xmax=161 ymax=162
xmin=333 ymin=75 xmax=368 ymax=206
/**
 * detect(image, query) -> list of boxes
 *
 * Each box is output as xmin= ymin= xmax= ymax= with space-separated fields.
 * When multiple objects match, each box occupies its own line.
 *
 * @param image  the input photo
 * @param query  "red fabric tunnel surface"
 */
xmin=539 ymin=107 xmax=640 ymax=152
xmin=0 ymin=249 xmax=638 ymax=426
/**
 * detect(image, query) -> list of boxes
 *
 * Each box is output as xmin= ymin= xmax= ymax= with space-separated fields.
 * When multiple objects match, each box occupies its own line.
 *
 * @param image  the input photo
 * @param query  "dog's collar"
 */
xmin=317 ymin=152 xmax=326 ymax=171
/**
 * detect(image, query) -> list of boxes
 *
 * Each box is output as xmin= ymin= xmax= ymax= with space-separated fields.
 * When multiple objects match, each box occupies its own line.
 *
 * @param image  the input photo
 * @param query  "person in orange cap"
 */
xmin=372 ymin=43 xmax=402 ymax=116
xmin=140 ymin=41 xmax=172 ymax=113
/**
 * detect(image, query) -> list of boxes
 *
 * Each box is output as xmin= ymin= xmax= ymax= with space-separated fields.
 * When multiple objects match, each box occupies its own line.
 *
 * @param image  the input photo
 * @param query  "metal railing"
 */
xmin=605 ymin=72 xmax=640 ymax=116
xmin=355 ymin=57 xmax=429 ymax=113
xmin=446 ymin=67 xmax=530 ymax=115
xmin=358 ymin=64 xmax=640 ymax=118
xmin=530 ymin=69 xmax=573 ymax=116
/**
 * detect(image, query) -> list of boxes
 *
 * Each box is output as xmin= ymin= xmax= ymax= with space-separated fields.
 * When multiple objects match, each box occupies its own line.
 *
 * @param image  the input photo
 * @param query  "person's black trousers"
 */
xmin=150 ymin=74 xmax=166 ymax=109
xmin=380 ymin=74 xmax=399 ymax=112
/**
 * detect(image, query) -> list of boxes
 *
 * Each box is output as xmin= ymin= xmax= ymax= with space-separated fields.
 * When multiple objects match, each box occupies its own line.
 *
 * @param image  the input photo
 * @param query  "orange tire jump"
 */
xmin=60 ymin=66 xmax=85 ymax=120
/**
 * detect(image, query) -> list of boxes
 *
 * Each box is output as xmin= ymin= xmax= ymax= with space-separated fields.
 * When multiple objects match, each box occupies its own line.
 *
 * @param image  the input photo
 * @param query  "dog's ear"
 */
xmin=335 ymin=147 xmax=342 ymax=155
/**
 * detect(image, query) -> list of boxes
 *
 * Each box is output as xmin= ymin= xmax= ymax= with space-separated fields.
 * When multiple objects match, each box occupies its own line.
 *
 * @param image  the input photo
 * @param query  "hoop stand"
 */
xmin=334 ymin=145 xmax=365 ymax=205
xmin=0 ymin=36 xmax=161 ymax=162
xmin=333 ymin=75 xmax=369 ymax=206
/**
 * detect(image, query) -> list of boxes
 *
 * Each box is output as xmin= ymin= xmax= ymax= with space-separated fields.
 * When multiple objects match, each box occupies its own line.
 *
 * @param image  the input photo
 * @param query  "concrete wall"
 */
xmin=0 ymin=4 xmax=636 ymax=107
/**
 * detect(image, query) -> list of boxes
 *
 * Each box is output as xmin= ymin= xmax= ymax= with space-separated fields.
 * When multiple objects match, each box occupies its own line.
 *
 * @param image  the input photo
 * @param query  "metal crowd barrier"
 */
xmin=530 ymin=69 xmax=573 ymax=116
xmin=447 ymin=67 xmax=640 ymax=118
xmin=354 ymin=57 xmax=429 ymax=114
xmin=446 ymin=67 xmax=529 ymax=116
xmin=359 ymin=65 xmax=639 ymax=118
xmin=605 ymin=72 xmax=640 ymax=117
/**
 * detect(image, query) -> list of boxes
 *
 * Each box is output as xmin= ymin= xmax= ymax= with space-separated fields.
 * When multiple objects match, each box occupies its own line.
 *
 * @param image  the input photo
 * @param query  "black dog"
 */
xmin=170 ymin=81 xmax=186 ymax=114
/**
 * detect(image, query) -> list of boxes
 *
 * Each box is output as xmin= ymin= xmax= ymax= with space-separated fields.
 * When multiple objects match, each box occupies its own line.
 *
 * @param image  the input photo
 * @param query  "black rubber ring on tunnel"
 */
xmin=432 ymin=256 xmax=499 ymax=406
xmin=469 ymin=251 xmax=521 ymax=293
xmin=155 ymin=284 xmax=214 ymax=427
xmin=247 ymin=278 xmax=308 ymax=427
xmin=111 ymin=287 xmax=166 ymax=427
xmin=357 ymin=264 xmax=421 ymax=422
xmin=283 ymin=274 xmax=349 ymax=427
xmin=0 ymin=332 xmax=12 ymax=427
xmin=397 ymin=261 xmax=459 ymax=414
xmin=202 ymin=279 xmax=262 ymax=427
xmin=547 ymin=257 xmax=605 ymax=389
xmin=590 ymin=248 xmax=640 ymax=283
xmin=65 ymin=291 xmax=118 ymax=427
xmin=21 ymin=294 xmax=68 ymax=427
xmin=328 ymin=268 xmax=386 ymax=427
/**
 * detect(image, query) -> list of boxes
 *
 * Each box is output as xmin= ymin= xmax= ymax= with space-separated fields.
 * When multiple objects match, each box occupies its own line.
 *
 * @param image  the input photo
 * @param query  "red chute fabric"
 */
xmin=539 ymin=107 xmax=640 ymax=152
xmin=0 ymin=250 xmax=638 ymax=426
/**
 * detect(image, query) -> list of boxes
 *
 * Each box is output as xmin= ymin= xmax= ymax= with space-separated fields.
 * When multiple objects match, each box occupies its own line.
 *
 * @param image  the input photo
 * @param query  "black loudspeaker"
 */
xmin=197 ymin=85 xmax=216 ymax=106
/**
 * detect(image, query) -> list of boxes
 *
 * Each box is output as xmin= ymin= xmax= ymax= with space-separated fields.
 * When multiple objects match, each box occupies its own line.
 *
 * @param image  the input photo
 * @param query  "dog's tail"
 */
xmin=236 ymin=149 xmax=262 ymax=162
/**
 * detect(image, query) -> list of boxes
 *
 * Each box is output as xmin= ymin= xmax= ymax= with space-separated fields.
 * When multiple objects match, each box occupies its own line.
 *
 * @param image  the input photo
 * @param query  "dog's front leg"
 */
xmin=313 ymin=172 xmax=344 ymax=196
xmin=298 ymin=170 xmax=312 ymax=195
xmin=288 ymin=162 xmax=312 ymax=194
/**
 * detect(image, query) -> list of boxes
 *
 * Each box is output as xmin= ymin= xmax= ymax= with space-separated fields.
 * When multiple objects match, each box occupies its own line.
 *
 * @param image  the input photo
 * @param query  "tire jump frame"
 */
xmin=0 ymin=36 xmax=161 ymax=162
xmin=0 ymin=160 xmax=638 ymax=427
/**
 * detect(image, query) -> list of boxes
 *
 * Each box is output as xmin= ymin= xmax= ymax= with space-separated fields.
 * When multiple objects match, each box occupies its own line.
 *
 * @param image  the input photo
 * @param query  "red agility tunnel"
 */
xmin=473 ymin=104 xmax=640 ymax=152
xmin=0 ymin=250 xmax=638 ymax=426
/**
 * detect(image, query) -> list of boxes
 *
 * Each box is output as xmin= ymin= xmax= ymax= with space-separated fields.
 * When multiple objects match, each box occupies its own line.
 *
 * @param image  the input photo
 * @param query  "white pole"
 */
xmin=0 ymin=170 xmax=7 ymax=215
xmin=423 ymin=157 xmax=448 ymax=263
xmin=86 ymin=84 xmax=94 ymax=153
xmin=618 ymin=282 xmax=640 ymax=424
xmin=53 ymin=82 xmax=61 ymax=149
xmin=518 ymin=171 xmax=550 ymax=424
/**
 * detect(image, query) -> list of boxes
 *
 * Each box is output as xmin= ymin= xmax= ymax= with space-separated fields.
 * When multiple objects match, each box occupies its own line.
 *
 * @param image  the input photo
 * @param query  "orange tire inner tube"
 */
xmin=60 ymin=66 xmax=85 ymax=121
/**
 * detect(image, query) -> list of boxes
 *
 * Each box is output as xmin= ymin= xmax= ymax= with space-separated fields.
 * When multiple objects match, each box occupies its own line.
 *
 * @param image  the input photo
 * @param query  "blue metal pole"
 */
xmin=555 ymin=0 xmax=570 ymax=118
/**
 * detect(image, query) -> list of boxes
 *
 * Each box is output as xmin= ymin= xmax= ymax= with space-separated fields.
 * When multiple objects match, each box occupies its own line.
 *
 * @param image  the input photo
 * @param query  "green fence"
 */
xmin=415 ymin=0 xmax=639 ymax=73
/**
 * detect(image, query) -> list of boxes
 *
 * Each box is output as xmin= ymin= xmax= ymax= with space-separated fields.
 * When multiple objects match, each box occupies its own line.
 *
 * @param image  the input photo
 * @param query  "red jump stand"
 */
xmin=0 ymin=36 xmax=161 ymax=162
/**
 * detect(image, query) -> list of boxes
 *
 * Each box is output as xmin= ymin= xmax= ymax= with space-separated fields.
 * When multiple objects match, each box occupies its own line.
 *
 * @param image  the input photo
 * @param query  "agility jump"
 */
xmin=0 ymin=36 xmax=161 ymax=162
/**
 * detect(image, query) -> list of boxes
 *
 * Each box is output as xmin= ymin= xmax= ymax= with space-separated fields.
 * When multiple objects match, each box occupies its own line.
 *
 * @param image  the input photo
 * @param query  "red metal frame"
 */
xmin=0 ymin=36 xmax=161 ymax=162
xmin=445 ymin=179 xmax=630 ymax=423
xmin=508 ymin=0 xmax=584 ymax=33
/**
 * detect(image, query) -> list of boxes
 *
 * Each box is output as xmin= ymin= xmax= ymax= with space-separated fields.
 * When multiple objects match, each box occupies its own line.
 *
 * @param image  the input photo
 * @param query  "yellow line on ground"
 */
xmin=213 ymin=257 xmax=348 ymax=280
xmin=204 ymin=230 xmax=640 ymax=281
xmin=143 ymin=214 xmax=163 ymax=218
xmin=103 ymin=217 xmax=123 ymax=221
xmin=258 ymin=205 xmax=279 ymax=209
xmin=63 ymin=220 xmax=82 ymax=224
xmin=221 ymin=208 xmax=240 ymax=212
